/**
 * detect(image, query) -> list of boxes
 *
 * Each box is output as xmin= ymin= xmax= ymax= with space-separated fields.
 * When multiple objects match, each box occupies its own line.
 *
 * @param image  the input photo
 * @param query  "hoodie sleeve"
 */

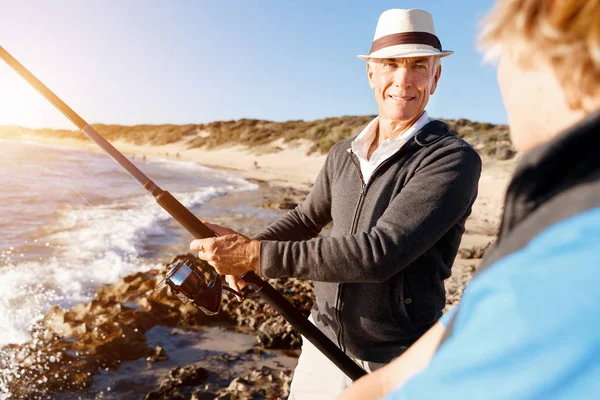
xmin=259 ymin=143 xmax=482 ymax=282
xmin=252 ymin=143 xmax=338 ymax=242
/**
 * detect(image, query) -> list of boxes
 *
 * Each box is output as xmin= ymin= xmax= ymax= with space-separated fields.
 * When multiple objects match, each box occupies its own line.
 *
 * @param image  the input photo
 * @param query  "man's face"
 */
xmin=367 ymin=57 xmax=441 ymax=122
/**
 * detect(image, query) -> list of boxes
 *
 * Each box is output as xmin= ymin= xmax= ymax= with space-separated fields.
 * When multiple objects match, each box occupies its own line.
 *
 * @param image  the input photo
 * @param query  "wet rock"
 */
xmin=145 ymin=365 xmax=209 ymax=400
xmin=256 ymin=316 xmax=301 ymax=349
xmin=169 ymin=365 xmax=210 ymax=386
xmin=146 ymin=345 xmax=169 ymax=366
xmin=0 ymin=255 xmax=228 ymax=398
xmin=220 ymin=277 xmax=314 ymax=350
xmin=259 ymin=187 xmax=308 ymax=211
xmin=262 ymin=199 xmax=299 ymax=210
xmin=220 ymin=353 xmax=240 ymax=362
xmin=214 ymin=366 xmax=292 ymax=400
xmin=192 ymin=391 xmax=221 ymax=400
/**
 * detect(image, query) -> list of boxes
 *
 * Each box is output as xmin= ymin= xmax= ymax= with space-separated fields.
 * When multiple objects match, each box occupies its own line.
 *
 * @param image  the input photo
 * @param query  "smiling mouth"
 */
xmin=388 ymin=95 xmax=415 ymax=102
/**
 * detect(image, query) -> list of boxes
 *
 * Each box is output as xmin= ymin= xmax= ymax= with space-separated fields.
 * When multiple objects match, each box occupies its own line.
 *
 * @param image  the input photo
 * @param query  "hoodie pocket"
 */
xmin=402 ymin=272 xmax=442 ymax=328
xmin=391 ymin=273 xmax=413 ymax=326
xmin=402 ymin=273 xmax=416 ymax=324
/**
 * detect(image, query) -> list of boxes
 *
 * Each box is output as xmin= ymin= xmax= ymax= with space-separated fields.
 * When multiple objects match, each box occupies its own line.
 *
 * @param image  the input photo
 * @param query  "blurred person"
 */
xmin=338 ymin=1 xmax=600 ymax=399
xmin=191 ymin=9 xmax=482 ymax=399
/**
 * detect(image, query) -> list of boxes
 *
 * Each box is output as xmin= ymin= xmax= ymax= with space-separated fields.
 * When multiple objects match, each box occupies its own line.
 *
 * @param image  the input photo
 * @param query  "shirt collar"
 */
xmin=351 ymin=111 xmax=430 ymax=158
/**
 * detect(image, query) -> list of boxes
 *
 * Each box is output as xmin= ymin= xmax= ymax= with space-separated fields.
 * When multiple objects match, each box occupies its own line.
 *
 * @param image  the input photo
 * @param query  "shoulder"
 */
xmin=416 ymin=121 xmax=482 ymax=166
xmin=330 ymin=137 xmax=355 ymax=154
xmin=322 ymin=137 xmax=355 ymax=166
xmin=459 ymin=206 xmax=600 ymax=330
xmin=484 ymin=205 xmax=600 ymax=273
xmin=502 ymin=206 xmax=600 ymax=268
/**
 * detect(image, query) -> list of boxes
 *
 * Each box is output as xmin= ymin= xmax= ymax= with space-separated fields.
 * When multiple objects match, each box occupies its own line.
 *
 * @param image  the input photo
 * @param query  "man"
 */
xmin=338 ymin=1 xmax=600 ymax=399
xmin=191 ymin=9 xmax=481 ymax=399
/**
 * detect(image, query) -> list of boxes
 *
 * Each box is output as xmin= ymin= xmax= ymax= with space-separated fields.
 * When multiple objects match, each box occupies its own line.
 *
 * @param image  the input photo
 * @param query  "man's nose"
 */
xmin=393 ymin=66 xmax=412 ymax=87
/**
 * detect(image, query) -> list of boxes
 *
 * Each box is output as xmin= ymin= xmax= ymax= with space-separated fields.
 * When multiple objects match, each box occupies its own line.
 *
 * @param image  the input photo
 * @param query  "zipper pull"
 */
xmin=360 ymin=184 xmax=366 ymax=195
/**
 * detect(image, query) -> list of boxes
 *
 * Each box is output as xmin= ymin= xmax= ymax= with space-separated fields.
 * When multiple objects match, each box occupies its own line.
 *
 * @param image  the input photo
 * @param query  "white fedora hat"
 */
xmin=358 ymin=9 xmax=453 ymax=60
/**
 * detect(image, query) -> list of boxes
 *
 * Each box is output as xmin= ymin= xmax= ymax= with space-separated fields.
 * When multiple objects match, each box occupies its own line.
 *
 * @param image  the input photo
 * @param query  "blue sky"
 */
xmin=0 ymin=0 xmax=505 ymax=129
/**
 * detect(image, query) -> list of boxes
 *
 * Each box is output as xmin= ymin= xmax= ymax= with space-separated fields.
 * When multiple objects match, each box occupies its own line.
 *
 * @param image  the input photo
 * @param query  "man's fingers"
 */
xmin=191 ymin=239 xmax=217 ymax=261
xmin=225 ymin=275 xmax=240 ymax=290
xmin=225 ymin=275 xmax=245 ymax=302
xmin=190 ymin=239 xmax=207 ymax=252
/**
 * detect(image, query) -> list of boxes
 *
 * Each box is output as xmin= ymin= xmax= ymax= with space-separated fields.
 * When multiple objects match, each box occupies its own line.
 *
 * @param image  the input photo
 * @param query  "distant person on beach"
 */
xmin=191 ymin=8 xmax=482 ymax=399
xmin=337 ymin=1 xmax=600 ymax=399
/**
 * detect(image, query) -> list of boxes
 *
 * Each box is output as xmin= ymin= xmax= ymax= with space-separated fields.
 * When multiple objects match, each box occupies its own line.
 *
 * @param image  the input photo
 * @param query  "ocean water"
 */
xmin=0 ymin=137 xmax=260 ymax=347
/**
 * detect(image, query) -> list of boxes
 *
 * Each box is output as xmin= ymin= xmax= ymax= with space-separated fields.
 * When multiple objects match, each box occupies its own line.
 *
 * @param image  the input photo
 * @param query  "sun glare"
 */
xmin=0 ymin=64 xmax=44 ymax=127
xmin=0 ymin=63 xmax=62 ymax=129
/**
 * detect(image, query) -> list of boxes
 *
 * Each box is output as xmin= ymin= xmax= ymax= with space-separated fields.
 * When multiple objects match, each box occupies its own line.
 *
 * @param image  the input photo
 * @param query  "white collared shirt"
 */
xmin=350 ymin=111 xmax=430 ymax=184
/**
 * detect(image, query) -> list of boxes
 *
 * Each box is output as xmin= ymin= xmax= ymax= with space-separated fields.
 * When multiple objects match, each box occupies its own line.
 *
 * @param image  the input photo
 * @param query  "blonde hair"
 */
xmin=480 ymin=0 xmax=600 ymax=110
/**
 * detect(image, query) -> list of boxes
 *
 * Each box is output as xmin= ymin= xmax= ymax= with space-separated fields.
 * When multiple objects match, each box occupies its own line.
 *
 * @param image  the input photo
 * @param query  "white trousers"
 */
xmin=288 ymin=318 xmax=385 ymax=400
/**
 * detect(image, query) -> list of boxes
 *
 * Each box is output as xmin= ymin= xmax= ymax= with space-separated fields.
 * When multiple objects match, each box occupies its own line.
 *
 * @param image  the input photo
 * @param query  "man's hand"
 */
xmin=190 ymin=221 xmax=260 ymax=280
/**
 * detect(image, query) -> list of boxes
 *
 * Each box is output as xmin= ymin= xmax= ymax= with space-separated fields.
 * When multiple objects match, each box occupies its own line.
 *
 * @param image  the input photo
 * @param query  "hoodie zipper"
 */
xmin=335 ymin=149 xmax=410 ymax=353
xmin=349 ymin=156 xmax=368 ymax=234
xmin=335 ymin=154 xmax=367 ymax=353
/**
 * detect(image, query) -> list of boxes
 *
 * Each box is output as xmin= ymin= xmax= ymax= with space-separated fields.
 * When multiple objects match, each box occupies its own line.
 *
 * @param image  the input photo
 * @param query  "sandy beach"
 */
xmin=2 ymin=128 xmax=327 ymax=191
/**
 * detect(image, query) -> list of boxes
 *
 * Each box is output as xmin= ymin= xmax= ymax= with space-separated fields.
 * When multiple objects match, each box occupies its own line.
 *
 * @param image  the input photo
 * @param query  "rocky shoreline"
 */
xmin=0 ymin=255 xmax=310 ymax=400
xmin=0 ymin=180 xmax=494 ymax=400
xmin=1 ymin=251 xmax=490 ymax=400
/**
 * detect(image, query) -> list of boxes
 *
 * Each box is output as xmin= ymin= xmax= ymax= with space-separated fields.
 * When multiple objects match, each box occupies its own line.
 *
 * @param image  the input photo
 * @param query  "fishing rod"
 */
xmin=0 ymin=46 xmax=367 ymax=381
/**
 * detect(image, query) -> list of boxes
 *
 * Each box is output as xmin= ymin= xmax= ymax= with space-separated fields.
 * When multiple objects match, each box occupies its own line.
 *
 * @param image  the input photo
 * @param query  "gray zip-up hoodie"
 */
xmin=255 ymin=120 xmax=482 ymax=363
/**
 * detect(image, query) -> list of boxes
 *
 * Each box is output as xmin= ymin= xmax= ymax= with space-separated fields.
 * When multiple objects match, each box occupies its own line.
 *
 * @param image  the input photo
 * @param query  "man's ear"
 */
xmin=430 ymin=63 xmax=442 ymax=95
xmin=366 ymin=61 xmax=375 ymax=90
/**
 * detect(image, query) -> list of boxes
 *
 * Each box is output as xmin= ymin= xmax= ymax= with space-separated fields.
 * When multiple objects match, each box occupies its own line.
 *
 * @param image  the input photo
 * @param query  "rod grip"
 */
xmin=155 ymin=191 xmax=216 ymax=239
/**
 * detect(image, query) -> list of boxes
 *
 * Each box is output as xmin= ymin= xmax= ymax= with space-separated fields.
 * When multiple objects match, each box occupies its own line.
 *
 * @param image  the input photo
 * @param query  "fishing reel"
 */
xmin=160 ymin=260 xmax=253 ymax=315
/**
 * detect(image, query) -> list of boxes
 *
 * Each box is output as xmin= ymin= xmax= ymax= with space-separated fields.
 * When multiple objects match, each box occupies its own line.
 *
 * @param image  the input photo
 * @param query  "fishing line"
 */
xmin=17 ymin=126 xmax=94 ymax=209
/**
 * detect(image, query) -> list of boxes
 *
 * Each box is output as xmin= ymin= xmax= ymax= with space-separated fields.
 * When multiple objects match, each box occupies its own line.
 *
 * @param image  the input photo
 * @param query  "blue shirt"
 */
xmin=385 ymin=207 xmax=600 ymax=400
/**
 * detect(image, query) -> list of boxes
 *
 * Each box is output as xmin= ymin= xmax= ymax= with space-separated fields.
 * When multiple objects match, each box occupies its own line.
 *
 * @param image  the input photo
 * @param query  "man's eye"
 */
xmin=384 ymin=63 xmax=395 ymax=68
xmin=414 ymin=64 xmax=427 ymax=69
